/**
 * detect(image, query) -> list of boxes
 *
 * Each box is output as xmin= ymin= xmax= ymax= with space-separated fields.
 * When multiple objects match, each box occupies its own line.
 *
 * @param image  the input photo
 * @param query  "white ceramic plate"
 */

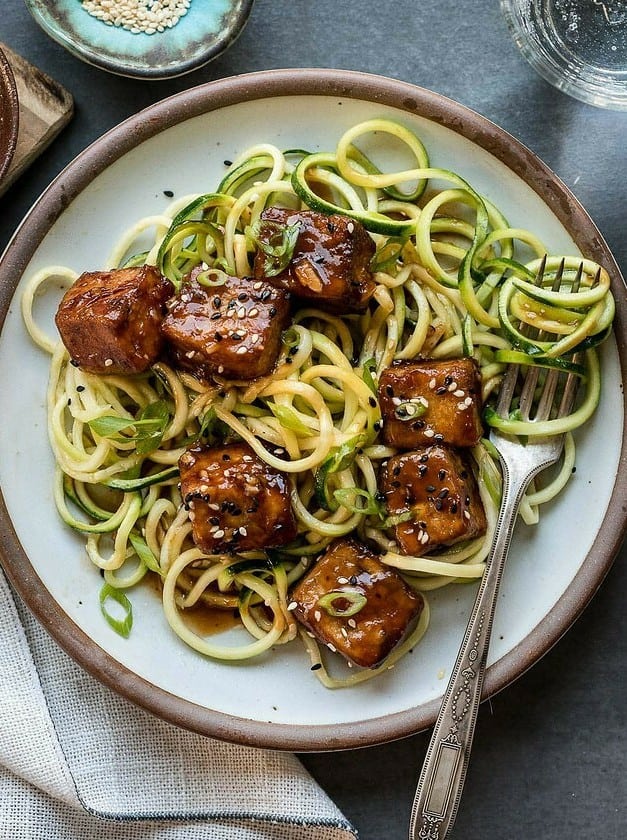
xmin=0 ymin=70 xmax=625 ymax=751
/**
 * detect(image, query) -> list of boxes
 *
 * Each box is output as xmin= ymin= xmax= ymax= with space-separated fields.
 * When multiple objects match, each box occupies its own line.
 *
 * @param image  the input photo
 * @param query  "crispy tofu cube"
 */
xmin=161 ymin=269 xmax=290 ymax=381
xmin=178 ymin=442 xmax=297 ymax=554
xmin=253 ymin=207 xmax=376 ymax=312
xmin=378 ymin=358 xmax=483 ymax=449
xmin=381 ymin=446 xmax=487 ymax=556
xmin=290 ymin=537 xmax=424 ymax=668
xmin=55 ymin=265 xmax=174 ymax=375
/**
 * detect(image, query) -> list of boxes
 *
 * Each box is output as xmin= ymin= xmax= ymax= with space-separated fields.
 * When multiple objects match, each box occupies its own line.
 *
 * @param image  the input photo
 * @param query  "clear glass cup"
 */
xmin=500 ymin=0 xmax=627 ymax=110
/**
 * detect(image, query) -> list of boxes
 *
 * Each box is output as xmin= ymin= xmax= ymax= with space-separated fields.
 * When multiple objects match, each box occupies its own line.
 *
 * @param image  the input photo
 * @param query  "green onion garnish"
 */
xmin=248 ymin=219 xmax=300 ymax=277
xmin=317 ymin=589 xmax=367 ymax=618
xmin=99 ymin=583 xmax=133 ymax=638
xmin=394 ymin=401 xmax=427 ymax=421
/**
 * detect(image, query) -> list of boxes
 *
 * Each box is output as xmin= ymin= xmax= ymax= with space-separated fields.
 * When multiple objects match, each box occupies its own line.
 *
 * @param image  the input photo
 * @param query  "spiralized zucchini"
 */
xmin=21 ymin=119 xmax=614 ymax=688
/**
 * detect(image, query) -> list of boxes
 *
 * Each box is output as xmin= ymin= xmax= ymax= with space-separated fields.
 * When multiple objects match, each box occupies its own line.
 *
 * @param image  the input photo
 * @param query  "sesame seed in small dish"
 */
xmin=23 ymin=0 xmax=254 ymax=79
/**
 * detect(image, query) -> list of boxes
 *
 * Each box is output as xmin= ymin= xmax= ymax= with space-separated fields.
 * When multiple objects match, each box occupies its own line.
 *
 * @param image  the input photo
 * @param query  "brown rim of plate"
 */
xmin=0 ymin=46 xmax=19 ymax=184
xmin=0 ymin=69 xmax=625 ymax=752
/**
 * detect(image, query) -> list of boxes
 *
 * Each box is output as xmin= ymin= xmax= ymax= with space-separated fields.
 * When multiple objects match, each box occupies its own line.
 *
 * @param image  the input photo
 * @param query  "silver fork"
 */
xmin=408 ymin=259 xmax=583 ymax=840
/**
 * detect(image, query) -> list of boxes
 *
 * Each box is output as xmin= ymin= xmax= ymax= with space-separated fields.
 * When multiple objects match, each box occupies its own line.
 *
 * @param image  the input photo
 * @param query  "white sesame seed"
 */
xmin=81 ymin=0 xmax=190 ymax=34
xmin=236 ymin=346 xmax=248 ymax=354
xmin=337 ymin=577 xmax=349 ymax=584
xmin=314 ymin=610 xmax=322 ymax=621
xmin=327 ymin=643 xmax=337 ymax=653
xmin=424 ymin=428 xmax=435 ymax=438
xmin=464 ymin=396 xmax=473 ymax=406
xmin=239 ymin=526 xmax=247 ymax=536
xmin=213 ymin=529 xmax=225 ymax=539
xmin=447 ymin=381 xmax=458 ymax=392
xmin=104 ymin=358 xmax=113 ymax=366
xmin=348 ymin=618 xmax=357 ymax=628
xmin=392 ymin=397 xmax=401 ymax=406
xmin=463 ymin=510 xmax=471 ymax=520
xmin=287 ymin=601 xmax=298 ymax=611
xmin=453 ymin=389 xmax=465 ymax=397
xmin=428 ymin=378 xmax=436 ymax=389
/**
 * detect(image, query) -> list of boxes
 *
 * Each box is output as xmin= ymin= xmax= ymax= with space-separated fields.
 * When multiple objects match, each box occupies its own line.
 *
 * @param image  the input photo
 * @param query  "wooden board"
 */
xmin=0 ymin=43 xmax=73 ymax=197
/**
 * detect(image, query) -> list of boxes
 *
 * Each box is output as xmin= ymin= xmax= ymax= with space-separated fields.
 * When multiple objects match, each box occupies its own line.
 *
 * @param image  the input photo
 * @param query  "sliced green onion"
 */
xmin=394 ymin=401 xmax=427 ymax=421
xmin=362 ymin=357 xmax=377 ymax=394
xmin=247 ymin=219 xmax=300 ymax=277
xmin=99 ymin=583 xmax=133 ymax=638
xmin=314 ymin=434 xmax=367 ymax=511
xmin=317 ymin=589 xmax=367 ymax=617
xmin=88 ymin=399 xmax=170 ymax=454
xmin=129 ymin=532 xmax=163 ymax=577
xmin=195 ymin=267 xmax=228 ymax=287
xmin=332 ymin=487 xmax=384 ymax=517
xmin=269 ymin=404 xmax=311 ymax=435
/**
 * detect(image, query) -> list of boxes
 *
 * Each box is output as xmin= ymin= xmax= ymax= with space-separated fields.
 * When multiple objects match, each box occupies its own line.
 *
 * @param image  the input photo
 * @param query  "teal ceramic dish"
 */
xmin=23 ymin=0 xmax=255 ymax=79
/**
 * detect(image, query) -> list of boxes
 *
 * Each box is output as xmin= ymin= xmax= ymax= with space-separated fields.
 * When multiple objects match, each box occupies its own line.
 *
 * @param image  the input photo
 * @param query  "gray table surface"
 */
xmin=1 ymin=2 xmax=626 ymax=838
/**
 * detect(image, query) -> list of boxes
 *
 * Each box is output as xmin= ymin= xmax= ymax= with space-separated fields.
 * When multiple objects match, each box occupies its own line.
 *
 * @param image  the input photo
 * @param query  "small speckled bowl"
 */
xmin=23 ymin=0 xmax=255 ymax=80
xmin=0 ymin=46 xmax=19 ymax=183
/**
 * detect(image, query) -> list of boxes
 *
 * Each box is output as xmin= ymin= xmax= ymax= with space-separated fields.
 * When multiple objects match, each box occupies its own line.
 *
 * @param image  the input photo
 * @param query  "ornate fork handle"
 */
xmin=408 ymin=447 xmax=551 ymax=840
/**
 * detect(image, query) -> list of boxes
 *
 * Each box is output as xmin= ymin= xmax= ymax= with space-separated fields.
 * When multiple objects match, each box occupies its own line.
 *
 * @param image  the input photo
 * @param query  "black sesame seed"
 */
xmin=375 ymin=491 xmax=386 ymax=502
xmin=385 ymin=385 xmax=394 ymax=397
xmin=231 ymin=332 xmax=243 ymax=341
xmin=163 ymin=189 xmax=174 ymax=197
xmin=213 ymin=296 xmax=222 ymax=308
xmin=412 ymin=420 xmax=425 ymax=430
xmin=209 ymin=516 xmax=220 ymax=526
xmin=426 ymin=485 xmax=435 ymax=493
xmin=444 ymin=375 xmax=453 ymax=386
xmin=368 ymin=396 xmax=377 ymax=407
xmin=238 ymin=292 xmax=248 ymax=301
xmin=223 ymin=159 xmax=233 ymax=166
xmin=393 ymin=465 xmax=401 ymax=476
xmin=434 ymin=434 xmax=444 ymax=442
xmin=215 ymin=332 xmax=223 ymax=341
xmin=450 ymin=501 xmax=458 ymax=513
xmin=70 ymin=359 xmax=80 ymax=367
xmin=310 ymin=663 xmax=322 ymax=671
xmin=261 ymin=289 xmax=272 ymax=301
xmin=391 ymin=480 xmax=401 ymax=488
xmin=349 ymin=575 xmax=357 ymax=585
xmin=435 ymin=386 xmax=447 ymax=395
xmin=419 ymin=521 xmax=427 ymax=529
xmin=438 ymin=488 xmax=449 ymax=499
xmin=419 ymin=454 xmax=429 ymax=463
xmin=211 ymin=312 xmax=221 ymax=320
xmin=269 ymin=306 xmax=277 ymax=317
xmin=418 ymin=465 xmax=428 ymax=477
xmin=76 ymin=385 xmax=85 ymax=392
xmin=222 ymin=454 xmax=231 ymax=461
xmin=438 ymin=469 xmax=447 ymax=481
xmin=460 ymin=470 xmax=468 ymax=479
xmin=465 ymin=496 xmax=471 ymax=505
xmin=373 ymin=420 xmax=382 ymax=432
xmin=435 ymin=499 xmax=443 ymax=511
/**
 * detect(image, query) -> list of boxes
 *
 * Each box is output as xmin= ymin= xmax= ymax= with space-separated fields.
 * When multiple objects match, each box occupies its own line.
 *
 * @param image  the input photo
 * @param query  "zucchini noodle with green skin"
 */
xmin=21 ymin=118 xmax=615 ymax=688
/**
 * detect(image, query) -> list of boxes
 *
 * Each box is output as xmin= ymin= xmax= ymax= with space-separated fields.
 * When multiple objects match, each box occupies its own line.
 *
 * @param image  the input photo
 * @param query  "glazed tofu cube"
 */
xmin=290 ymin=537 xmax=424 ymax=668
xmin=161 ymin=269 xmax=290 ymax=381
xmin=378 ymin=358 xmax=483 ymax=449
xmin=253 ymin=207 xmax=376 ymax=312
xmin=380 ymin=446 xmax=487 ymax=556
xmin=178 ymin=442 xmax=297 ymax=554
xmin=55 ymin=265 xmax=174 ymax=375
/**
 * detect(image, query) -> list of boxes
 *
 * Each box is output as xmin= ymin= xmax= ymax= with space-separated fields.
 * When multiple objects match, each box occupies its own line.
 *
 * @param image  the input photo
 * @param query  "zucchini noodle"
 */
xmin=21 ymin=119 xmax=615 ymax=688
